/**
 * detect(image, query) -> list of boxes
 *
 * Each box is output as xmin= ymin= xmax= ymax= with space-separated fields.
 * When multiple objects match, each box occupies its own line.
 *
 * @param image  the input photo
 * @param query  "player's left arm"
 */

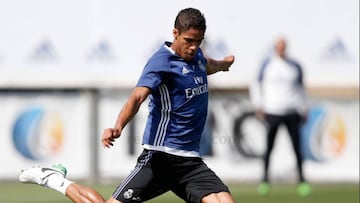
xmin=206 ymin=55 xmax=235 ymax=75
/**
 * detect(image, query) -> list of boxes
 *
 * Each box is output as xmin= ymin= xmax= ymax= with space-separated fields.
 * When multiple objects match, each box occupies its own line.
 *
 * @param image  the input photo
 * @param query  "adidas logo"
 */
xmin=182 ymin=66 xmax=190 ymax=74
xmin=29 ymin=40 xmax=58 ymax=62
xmin=320 ymin=38 xmax=352 ymax=62
xmin=86 ymin=40 xmax=115 ymax=62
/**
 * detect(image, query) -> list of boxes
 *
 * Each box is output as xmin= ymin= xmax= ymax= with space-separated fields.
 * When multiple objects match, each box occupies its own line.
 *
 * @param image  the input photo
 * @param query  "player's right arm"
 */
xmin=102 ymin=86 xmax=151 ymax=148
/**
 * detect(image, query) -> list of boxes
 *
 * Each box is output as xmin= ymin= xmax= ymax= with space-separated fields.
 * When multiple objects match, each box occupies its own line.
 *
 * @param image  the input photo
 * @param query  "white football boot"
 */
xmin=19 ymin=164 xmax=67 ymax=186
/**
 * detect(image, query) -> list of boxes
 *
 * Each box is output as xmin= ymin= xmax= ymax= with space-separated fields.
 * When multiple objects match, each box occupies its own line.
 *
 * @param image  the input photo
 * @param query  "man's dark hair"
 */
xmin=174 ymin=8 xmax=206 ymax=34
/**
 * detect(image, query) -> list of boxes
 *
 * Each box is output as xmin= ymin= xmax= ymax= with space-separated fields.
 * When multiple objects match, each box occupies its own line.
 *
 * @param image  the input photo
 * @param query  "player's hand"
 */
xmin=221 ymin=55 xmax=235 ymax=71
xmin=102 ymin=128 xmax=121 ymax=148
xmin=301 ymin=112 xmax=308 ymax=123
xmin=255 ymin=109 xmax=265 ymax=121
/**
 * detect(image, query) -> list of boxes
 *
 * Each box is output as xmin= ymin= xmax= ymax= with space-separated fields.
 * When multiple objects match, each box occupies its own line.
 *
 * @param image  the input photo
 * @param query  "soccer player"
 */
xmin=250 ymin=37 xmax=310 ymax=196
xmin=19 ymin=8 xmax=236 ymax=203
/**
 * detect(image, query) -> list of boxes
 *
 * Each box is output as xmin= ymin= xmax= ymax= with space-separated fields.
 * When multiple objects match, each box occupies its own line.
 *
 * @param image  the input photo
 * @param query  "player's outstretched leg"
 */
xmin=19 ymin=164 xmax=107 ymax=203
xmin=19 ymin=164 xmax=69 ymax=191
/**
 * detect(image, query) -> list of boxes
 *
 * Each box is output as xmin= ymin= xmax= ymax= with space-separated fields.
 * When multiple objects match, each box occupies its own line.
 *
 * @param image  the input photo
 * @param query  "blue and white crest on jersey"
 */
xmin=198 ymin=60 xmax=206 ymax=72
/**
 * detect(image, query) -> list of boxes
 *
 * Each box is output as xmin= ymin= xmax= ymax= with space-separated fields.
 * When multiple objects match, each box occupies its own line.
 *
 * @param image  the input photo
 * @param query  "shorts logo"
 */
xmin=123 ymin=189 xmax=134 ymax=199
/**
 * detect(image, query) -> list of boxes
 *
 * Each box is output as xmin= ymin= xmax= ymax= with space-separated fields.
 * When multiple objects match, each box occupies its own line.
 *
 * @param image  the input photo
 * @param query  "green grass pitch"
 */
xmin=0 ymin=182 xmax=358 ymax=203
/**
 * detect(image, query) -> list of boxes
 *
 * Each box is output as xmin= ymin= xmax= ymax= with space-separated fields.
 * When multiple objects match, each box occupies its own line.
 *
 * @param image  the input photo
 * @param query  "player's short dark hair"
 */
xmin=174 ymin=8 xmax=206 ymax=34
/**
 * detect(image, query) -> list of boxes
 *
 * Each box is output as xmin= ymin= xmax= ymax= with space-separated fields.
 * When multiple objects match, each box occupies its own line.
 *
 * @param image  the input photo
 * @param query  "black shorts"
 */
xmin=112 ymin=149 xmax=230 ymax=203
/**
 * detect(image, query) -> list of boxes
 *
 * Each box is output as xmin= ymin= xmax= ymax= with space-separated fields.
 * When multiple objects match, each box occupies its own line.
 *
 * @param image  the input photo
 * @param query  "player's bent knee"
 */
xmin=201 ymin=192 xmax=236 ymax=203
xmin=66 ymin=183 xmax=106 ymax=203
xmin=106 ymin=197 xmax=122 ymax=203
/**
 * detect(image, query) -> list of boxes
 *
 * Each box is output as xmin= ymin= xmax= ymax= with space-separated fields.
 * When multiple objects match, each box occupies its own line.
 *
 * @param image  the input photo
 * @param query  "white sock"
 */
xmin=45 ymin=174 xmax=74 ymax=195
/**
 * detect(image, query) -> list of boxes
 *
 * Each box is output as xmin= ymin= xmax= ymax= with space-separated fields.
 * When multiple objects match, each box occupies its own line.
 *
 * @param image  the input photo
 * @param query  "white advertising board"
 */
xmin=0 ymin=92 xmax=92 ymax=179
xmin=98 ymin=91 xmax=359 ymax=182
xmin=1 ymin=90 xmax=357 ymax=182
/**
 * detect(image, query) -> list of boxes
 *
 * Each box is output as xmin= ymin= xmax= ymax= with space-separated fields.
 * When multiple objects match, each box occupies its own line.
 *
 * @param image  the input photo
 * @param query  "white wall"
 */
xmin=0 ymin=0 xmax=358 ymax=88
